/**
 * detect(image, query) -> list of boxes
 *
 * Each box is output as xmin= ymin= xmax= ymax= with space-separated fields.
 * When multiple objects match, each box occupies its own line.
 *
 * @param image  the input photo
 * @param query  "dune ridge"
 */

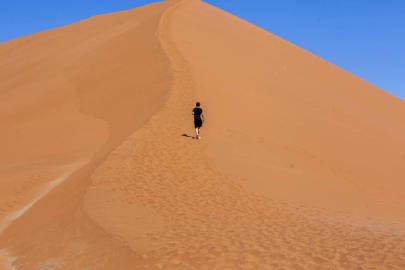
xmin=1 ymin=0 xmax=405 ymax=269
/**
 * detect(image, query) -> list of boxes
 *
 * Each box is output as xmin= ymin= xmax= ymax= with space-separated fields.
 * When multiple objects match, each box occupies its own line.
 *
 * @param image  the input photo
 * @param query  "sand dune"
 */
xmin=1 ymin=0 xmax=405 ymax=269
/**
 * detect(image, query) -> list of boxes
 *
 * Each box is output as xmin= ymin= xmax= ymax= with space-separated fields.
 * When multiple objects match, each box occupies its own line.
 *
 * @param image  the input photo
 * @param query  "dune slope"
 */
xmin=171 ymin=0 xmax=405 ymax=221
xmin=1 ymin=0 xmax=405 ymax=269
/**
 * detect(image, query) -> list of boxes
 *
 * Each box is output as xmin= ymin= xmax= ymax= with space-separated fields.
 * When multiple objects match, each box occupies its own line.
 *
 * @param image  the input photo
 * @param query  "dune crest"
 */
xmin=1 ymin=0 xmax=405 ymax=269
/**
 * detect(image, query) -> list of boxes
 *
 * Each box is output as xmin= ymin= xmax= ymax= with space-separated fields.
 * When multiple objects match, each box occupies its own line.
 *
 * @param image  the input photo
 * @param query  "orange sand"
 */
xmin=1 ymin=0 xmax=405 ymax=269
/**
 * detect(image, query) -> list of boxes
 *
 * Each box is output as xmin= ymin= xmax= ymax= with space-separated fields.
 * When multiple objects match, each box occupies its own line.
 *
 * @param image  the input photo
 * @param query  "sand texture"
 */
xmin=1 ymin=0 xmax=405 ymax=269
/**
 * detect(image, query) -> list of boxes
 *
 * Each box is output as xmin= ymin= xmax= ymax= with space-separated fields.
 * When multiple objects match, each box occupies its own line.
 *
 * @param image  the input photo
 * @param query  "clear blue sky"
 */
xmin=1 ymin=0 xmax=404 ymax=101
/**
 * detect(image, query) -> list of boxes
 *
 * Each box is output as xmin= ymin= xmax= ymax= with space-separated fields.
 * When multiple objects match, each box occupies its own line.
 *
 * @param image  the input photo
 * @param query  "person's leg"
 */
xmin=194 ymin=120 xmax=198 ymax=138
xmin=195 ymin=127 xmax=199 ymax=137
xmin=197 ymin=127 xmax=201 ymax=138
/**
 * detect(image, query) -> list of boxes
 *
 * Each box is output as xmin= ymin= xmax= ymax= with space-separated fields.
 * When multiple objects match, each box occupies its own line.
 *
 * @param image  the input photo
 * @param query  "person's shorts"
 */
xmin=194 ymin=119 xmax=203 ymax=128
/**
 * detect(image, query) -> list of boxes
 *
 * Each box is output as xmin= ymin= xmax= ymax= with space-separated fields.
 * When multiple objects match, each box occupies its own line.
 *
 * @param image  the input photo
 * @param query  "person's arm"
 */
xmin=201 ymin=113 xmax=204 ymax=122
xmin=192 ymin=109 xmax=195 ymax=115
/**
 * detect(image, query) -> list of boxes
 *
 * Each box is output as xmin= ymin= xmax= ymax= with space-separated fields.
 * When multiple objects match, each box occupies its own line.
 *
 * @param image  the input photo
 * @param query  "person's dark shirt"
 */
xmin=193 ymin=107 xmax=203 ymax=121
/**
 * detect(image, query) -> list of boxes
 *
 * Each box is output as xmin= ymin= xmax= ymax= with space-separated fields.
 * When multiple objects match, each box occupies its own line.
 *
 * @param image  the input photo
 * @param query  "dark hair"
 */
xmin=196 ymin=102 xmax=200 ymax=107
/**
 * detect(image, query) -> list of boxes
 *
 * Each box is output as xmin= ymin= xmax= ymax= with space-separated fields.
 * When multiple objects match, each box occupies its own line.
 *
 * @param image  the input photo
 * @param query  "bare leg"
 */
xmin=195 ymin=128 xmax=199 ymax=137
xmin=198 ymin=127 xmax=201 ymax=138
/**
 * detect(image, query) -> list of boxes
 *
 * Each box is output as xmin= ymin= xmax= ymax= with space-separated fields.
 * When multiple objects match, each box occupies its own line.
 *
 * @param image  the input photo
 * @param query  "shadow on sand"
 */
xmin=182 ymin=134 xmax=196 ymax=140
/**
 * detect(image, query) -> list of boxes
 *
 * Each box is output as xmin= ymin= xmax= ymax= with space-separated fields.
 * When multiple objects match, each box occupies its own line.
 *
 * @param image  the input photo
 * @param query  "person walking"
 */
xmin=192 ymin=102 xmax=204 ymax=139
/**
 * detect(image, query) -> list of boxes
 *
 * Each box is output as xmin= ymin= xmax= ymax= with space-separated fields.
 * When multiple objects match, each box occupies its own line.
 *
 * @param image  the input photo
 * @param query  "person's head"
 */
xmin=196 ymin=102 xmax=200 ymax=107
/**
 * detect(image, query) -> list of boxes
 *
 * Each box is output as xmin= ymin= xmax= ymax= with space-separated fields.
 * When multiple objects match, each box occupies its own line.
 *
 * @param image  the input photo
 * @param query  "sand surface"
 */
xmin=1 ymin=0 xmax=405 ymax=269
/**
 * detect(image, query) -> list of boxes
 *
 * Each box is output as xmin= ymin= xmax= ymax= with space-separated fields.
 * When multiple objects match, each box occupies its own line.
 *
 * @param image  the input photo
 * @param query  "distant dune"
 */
xmin=1 ymin=0 xmax=405 ymax=269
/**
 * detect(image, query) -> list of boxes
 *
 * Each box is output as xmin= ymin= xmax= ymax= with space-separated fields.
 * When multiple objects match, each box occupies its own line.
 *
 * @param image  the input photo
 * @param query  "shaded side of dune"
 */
xmin=0 ymin=1 xmax=177 ymax=269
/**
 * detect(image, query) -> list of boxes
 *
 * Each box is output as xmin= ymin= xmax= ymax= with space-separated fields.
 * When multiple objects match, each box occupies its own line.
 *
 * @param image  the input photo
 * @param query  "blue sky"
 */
xmin=1 ymin=0 xmax=404 ymax=101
